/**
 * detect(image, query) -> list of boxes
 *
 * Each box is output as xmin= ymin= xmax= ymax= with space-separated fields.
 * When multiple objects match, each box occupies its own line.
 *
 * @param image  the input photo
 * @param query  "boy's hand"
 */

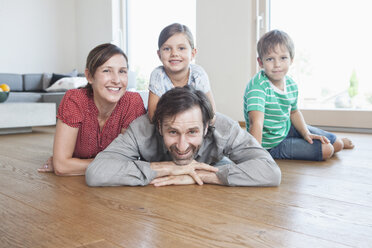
xmin=304 ymin=133 xmax=330 ymax=144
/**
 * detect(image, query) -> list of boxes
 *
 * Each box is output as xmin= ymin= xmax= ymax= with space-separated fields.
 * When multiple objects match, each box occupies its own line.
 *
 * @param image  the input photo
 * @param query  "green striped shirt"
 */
xmin=243 ymin=70 xmax=298 ymax=149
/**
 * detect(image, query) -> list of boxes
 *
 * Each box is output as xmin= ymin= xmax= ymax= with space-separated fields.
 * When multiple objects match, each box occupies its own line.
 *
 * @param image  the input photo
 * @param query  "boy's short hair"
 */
xmin=257 ymin=30 xmax=295 ymax=60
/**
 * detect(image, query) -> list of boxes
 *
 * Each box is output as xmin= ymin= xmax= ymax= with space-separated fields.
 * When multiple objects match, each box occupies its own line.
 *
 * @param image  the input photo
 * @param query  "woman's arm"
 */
xmin=248 ymin=110 xmax=264 ymax=144
xmin=147 ymin=91 xmax=160 ymax=123
xmin=52 ymin=119 xmax=93 ymax=176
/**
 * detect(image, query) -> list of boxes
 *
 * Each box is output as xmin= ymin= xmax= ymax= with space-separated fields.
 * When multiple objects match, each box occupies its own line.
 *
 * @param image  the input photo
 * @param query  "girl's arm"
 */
xmin=52 ymin=119 xmax=93 ymax=176
xmin=205 ymin=91 xmax=216 ymax=113
xmin=147 ymin=91 xmax=160 ymax=123
xmin=248 ymin=110 xmax=264 ymax=144
xmin=205 ymin=91 xmax=217 ymax=124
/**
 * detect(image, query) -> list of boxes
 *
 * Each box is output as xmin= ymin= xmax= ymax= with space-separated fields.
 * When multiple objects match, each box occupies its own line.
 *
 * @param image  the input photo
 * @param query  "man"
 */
xmin=86 ymin=86 xmax=281 ymax=187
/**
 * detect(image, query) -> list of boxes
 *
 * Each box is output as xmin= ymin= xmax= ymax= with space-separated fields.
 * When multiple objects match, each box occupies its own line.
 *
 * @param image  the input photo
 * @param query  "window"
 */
xmin=270 ymin=0 xmax=372 ymax=110
xmin=126 ymin=0 xmax=196 ymax=90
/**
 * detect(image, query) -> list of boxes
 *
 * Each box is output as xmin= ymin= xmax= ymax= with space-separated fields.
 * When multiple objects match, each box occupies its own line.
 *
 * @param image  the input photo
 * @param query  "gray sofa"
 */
xmin=0 ymin=72 xmax=149 ymax=110
xmin=0 ymin=73 xmax=66 ymax=109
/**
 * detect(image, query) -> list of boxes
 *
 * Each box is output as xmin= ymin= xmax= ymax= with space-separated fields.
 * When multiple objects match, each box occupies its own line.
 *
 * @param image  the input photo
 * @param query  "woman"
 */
xmin=38 ymin=43 xmax=146 ymax=175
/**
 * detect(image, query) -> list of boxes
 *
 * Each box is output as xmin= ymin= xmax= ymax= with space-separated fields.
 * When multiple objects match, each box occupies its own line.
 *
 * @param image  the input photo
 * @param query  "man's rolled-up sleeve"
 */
xmin=85 ymin=127 xmax=157 ymax=187
xmin=216 ymin=123 xmax=281 ymax=187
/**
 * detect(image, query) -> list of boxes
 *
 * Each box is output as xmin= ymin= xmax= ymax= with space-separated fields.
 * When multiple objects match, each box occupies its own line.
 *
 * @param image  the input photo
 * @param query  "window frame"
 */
xmin=258 ymin=0 xmax=372 ymax=132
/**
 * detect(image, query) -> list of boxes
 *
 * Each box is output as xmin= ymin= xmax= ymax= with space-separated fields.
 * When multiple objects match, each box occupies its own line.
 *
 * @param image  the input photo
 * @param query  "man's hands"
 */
xmin=150 ymin=160 xmax=220 ymax=187
xmin=151 ymin=174 xmax=196 ymax=186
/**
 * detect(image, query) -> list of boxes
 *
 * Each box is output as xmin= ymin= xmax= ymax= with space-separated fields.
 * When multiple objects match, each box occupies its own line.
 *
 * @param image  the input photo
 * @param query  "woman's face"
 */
xmin=87 ymin=54 xmax=128 ymax=105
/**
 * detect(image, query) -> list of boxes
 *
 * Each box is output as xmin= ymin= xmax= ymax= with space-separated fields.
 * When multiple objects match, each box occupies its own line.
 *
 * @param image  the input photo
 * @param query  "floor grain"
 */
xmin=1 ymin=127 xmax=371 ymax=248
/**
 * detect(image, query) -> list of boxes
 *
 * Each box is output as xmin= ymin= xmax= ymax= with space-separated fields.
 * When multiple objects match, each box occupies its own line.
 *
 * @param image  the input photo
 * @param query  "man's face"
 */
xmin=160 ymin=106 xmax=206 ymax=165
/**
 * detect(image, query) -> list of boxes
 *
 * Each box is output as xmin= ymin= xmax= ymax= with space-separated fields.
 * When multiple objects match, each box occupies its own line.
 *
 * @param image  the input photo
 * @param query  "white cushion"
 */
xmin=45 ymin=77 xmax=87 ymax=92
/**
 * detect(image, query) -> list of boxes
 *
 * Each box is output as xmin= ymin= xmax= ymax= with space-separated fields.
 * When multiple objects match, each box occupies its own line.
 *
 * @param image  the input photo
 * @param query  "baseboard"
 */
xmin=310 ymin=125 xmax=372 ymax=134
xmin=238 ymin=121 xmax=372 ymax=134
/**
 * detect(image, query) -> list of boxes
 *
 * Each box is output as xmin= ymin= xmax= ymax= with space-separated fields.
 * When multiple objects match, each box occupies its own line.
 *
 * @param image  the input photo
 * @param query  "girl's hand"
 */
xmin=38 ymin=156 xmax=54 ymax=173
xmin=304 ymin=133 xmax=330 ymax=145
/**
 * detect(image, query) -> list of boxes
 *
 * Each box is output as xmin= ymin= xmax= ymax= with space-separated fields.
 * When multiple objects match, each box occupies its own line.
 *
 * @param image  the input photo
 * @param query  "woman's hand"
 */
xmin=38 ymin=156 xmax=54 ymax=173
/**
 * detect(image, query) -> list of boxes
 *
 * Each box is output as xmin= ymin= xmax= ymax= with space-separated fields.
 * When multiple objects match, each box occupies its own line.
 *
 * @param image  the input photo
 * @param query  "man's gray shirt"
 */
xmin=86 ymin=113 xmax=281 ymax=187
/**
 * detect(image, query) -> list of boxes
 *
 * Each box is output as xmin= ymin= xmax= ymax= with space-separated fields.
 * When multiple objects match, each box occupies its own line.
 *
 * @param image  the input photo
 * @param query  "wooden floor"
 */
xmin=1 ymin=126 xmax=372 ymax=248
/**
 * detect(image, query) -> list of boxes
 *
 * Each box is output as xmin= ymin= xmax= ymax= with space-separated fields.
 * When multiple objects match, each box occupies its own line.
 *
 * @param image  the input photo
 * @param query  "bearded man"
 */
xmin=86 ymin=86 xmax=281 ymax=187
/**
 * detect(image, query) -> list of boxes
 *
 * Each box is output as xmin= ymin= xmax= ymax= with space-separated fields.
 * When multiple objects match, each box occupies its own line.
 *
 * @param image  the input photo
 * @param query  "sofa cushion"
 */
xmin=7 ymin=92 xmax=44 ymax=102
xmin=49 ymin=69 xmax=78 ymax=87
xmin=45 ymin=77 xmax=87 ymax=92
xmin=23 ymin=74 xmax=43 ymax=92
xmin=42 ymin=92 xmax=66 ymax=110
xmin=42 ymin=73 xmax=53 ymax=91
xmin=0 ymin=74 xmax=23 ymax=92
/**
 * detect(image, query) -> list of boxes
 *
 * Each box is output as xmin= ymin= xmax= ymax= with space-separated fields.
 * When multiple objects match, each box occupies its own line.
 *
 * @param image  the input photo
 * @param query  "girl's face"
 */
xmin=86 ymin=54 xmax=128 ymax=105
xmin=158 ymin=33 xmax=196 ymax=75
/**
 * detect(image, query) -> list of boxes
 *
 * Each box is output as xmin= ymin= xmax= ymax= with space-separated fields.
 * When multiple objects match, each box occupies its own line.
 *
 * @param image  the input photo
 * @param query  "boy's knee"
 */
xmin=332 ymin=138 xmax=344 ymax=153
xmin=322 ymin=143 xmax=334 ymax=160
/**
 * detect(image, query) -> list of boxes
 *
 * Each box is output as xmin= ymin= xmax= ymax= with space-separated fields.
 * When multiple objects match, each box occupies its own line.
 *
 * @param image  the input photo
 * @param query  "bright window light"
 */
xmin=271 ymin=0 xmax=372 ymax=110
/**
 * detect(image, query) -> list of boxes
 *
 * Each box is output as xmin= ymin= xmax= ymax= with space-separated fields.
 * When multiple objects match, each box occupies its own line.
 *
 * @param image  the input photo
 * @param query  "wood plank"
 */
xmin=0 ymin=163 xmax=358 ymax=248
xmin=77 ymin=240 xmax=122 ymax=248
xmin=0 ymin=194 xmax=106 ymax=248
xmin=1 ymin=126 xmax=372 ymax=247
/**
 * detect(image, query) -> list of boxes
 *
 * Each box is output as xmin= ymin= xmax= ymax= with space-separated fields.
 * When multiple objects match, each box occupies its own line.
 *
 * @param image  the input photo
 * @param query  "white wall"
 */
xmin=0 ymin=0 xmax=114 ymax=74
xmin=75 ymin=0 xmax=114 ymax=73
xmin=196 ymin=0 xmax=256 ymax=121
xmin=0 ymin=0 xmax=256 ymax=121
xmin=0 ymin=0 xmax=77 ymax=73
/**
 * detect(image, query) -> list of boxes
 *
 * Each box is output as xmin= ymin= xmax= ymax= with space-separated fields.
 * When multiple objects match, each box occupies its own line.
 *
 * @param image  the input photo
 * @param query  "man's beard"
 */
xmin=169 ymin=143 xmax=201 ymax=165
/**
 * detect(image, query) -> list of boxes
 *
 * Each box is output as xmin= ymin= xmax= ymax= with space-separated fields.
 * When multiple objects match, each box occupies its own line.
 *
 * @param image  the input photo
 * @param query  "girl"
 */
xmin=147 ymin=23 xmax=216 ymax=123
xmin=38 ymin=43 xmax=146 ymax=175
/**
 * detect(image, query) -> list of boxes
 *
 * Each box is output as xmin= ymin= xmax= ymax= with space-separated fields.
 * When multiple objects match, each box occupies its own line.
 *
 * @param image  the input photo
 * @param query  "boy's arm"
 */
xmin=290 ymin=109 xmax=329 ymax=144
xmin=290 ymin=109 xmax=309 ymax=137
xmin=147 ymin=91 xmax=160 ymax=123
xmin=248 ymin=110 xmax=264 ymax=144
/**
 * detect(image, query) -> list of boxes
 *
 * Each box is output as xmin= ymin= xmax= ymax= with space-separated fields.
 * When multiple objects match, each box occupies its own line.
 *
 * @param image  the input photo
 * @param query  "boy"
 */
xmin=244 ymin=30 xmax=354 ymax=161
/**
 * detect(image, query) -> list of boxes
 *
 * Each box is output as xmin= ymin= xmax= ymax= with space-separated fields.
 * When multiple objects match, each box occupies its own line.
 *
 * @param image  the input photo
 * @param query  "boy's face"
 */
xmin=258 ymin=44 xmax=293 ymax=87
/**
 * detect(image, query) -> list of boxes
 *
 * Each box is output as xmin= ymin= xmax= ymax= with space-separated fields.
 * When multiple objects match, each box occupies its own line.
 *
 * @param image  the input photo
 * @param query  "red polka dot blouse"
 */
xmin=57 ymin=88 xmax=146 ymax=159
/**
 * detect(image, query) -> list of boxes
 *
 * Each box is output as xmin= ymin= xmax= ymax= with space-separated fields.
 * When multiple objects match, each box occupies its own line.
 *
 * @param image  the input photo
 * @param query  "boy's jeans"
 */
xmin=268 ymin=125 xmax=337 ymax=161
